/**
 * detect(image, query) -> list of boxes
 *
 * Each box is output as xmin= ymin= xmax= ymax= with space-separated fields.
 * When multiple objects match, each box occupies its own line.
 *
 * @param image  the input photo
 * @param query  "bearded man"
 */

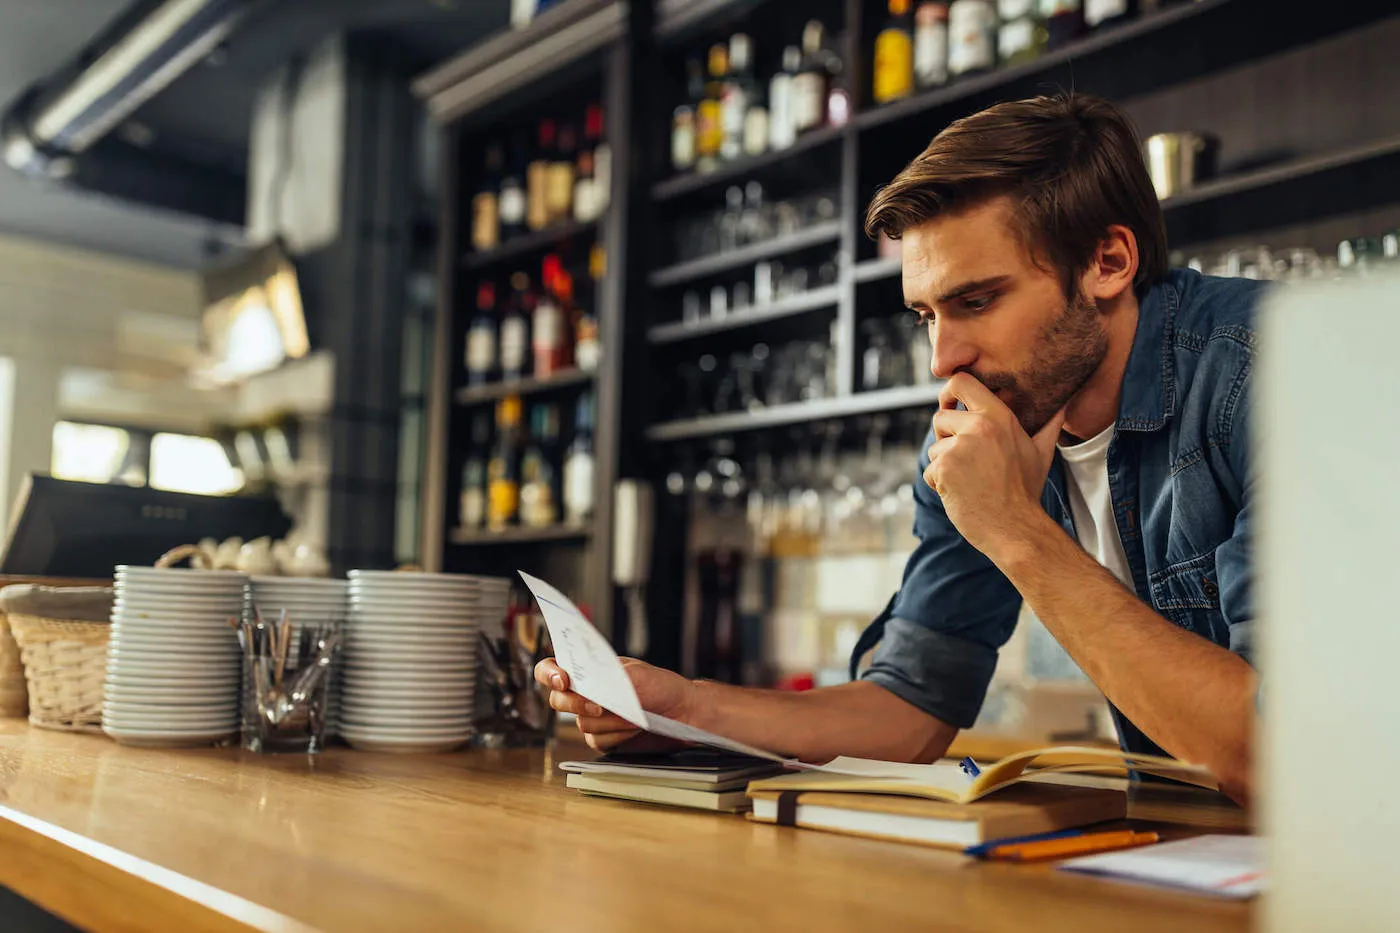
xmin=538 ymin=94 xmax=1262 ymax=806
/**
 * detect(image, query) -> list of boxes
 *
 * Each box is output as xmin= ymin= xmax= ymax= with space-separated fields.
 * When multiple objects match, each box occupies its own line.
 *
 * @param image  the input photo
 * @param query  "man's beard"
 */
xmin=972 ymin=289 xmax=1108 ymax=436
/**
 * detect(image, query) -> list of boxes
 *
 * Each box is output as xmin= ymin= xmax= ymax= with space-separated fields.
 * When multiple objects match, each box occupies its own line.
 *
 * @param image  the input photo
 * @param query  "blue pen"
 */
xmin=959 ymin=756 xmax=982 ymax=779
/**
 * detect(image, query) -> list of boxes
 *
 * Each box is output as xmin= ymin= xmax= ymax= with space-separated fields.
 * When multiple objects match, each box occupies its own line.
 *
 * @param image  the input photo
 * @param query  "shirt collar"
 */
xmin=1115 ymin=274 xmax=1179 ymax=433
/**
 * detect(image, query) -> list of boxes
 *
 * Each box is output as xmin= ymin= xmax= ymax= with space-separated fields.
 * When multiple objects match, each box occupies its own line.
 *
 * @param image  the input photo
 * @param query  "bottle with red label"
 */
xmin=532 ymin=255 xmax=572 ymax=378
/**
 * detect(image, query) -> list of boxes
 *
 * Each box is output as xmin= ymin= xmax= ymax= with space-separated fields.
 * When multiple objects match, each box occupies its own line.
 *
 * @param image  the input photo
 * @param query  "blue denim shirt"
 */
xmin=851 ymin=268 xmax=1263 ymax=757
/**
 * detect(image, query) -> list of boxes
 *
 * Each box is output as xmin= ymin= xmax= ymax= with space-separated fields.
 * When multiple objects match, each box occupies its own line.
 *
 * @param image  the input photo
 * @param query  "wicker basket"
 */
xmin=0 ymin=611 xmax=27 ymax=718
xmin=7 ymin=614 xmax=110 ymax=733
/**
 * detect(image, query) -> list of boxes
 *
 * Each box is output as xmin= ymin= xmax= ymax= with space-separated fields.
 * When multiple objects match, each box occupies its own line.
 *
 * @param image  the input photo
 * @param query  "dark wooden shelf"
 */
xmin=449 ymin=524 xmax=593 ymax=546
xmin=453 ymin=369 xmax=594 ymax=406
xmin=646 ymin=383 xmax=946 ymax=442
xmin=855 ymin=0 xmax=1237 ymax=133
xmin=413 ymin=0 xmax=625 ymax=125
xmin=651 ymin=126 xmax=846 ymax=202
xmin=647 ymin=285 xmax=841 ymax=345
xmin=648 ymin=222 xmax=842 ymax=289
xmin=854 ymin=257 xmax=902 ymax=284
xmin=461 ymin=218 xmax=599 ymax=271
xmin=1160 ymin=134 xmax=1400 ymax=211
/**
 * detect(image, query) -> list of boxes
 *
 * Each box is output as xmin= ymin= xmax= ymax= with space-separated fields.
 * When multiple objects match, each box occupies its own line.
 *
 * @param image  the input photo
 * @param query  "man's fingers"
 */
xmin=575 ymin=713 xmax=638 ymax=734
xmin=931 ymin=407 xmax=978 ymax=440
xmin=549 ymin=690 xmax=605 ymax=717
xmin=1031 ymin=408 xmax=1069 ymax=465
xmin=939 ymin=372 xmax=1003 ymax=413
xmin=585 ymin=729 xmax=641 ymax=752
xmin=534 ymin=658 xmax=569 ymax=692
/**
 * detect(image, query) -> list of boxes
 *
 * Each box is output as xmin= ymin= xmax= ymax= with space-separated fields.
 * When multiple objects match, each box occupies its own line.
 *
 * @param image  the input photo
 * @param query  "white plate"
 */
xmin=338 ymin=721 xmax=473 ymax=736
xmin=250 ymin=576 xmax=348 ymax=589
xmin=340 ymin=680 xmax=473 ymax=694
xmin=102 ymin=725 xmax=237 ymax=747
xmin=340 ymin=717 xmax=473 ymax=732
xmin=112 ymin=596 xmax=243 ymax=610
xmin=116 ymin=566 xmax=248 ymax=581
xmin=349 ymin=602 xmax=477 ymax=619
xmin=340 ymin=694 xmax=472 ymax=711
xmin=341 ymin=672 xmax=473 ymax=688
xmin=340 ymin=734 xmax=469 ymax=754
xmin=105 ymin=658 xmax=239 ymax=676
xmin=111 ymin=612 xmax=243 ymax=629
xmin=345 ymin=628 xmax=474 ymax=643
xmin=112 ymin=579 xmax=246 ymax=596
xmin=104 ymin=707 xmax=238 ymax=720
xmin=343 ymin=654 xmax=476 ymax=669
xmin=343 ymin=652 xmax=477 ymax=667
xmin=109 ymin=626 xmax=239 ymax=640
xmin=349 ymin=569 xmax=491 ymax=585
xmin=107 ymin=646 xmax=240 ymax=664
xmin=104 ymin=687 xmax=238 ymax=703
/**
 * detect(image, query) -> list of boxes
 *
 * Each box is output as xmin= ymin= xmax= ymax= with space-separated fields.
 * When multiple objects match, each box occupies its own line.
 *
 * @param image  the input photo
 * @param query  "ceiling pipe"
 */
xmin=1 ymin=0 xmax=267 ymax=179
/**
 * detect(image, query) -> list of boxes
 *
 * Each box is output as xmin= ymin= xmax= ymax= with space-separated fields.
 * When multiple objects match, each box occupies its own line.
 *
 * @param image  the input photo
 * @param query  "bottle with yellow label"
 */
xmin=488 ymin=395 xmax=523 ymax=532
xmin=874 ymin=0 xmax=916 ymax=105
xmin=696 ymin=43 xmax=728 ymax=172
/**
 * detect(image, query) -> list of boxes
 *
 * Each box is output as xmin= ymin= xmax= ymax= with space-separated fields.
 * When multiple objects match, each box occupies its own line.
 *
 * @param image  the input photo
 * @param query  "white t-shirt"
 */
xmin=1058 ymin=423 xmax=1134 ymax=590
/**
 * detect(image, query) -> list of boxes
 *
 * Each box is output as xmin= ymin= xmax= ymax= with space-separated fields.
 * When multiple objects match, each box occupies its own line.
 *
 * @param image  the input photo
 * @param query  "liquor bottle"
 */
xmin=1041 ymin=0 xmax=1085 ymax=50
xmin=791 ymin=21 xmax=829 ymax=135
xmin=526 ymin=119 xmax=555 ymax=232
xmin=520 ymin=403 xmax=562 ymax=529
xmin=1084 ymin=0 xmax=1136 ymax=29
xmin=721 ymin=33 xmax=755 ymax=161
xmin=573 ymin=244 xmax=604 ymax=372
xmin=487 ymin=396 xmax=523 ymax=531
xmin=672 ymin=106 xmax=696 ymax=172
xmin=458 ymin=413 xmax=491 ymax=530
xmin=470 ymin=143 xmax=503 ymax=252
xmin=499 ymin=137 xmax=527 ymax=239
xmin=563 ymin=392 xmax=596 ymax=527
xmin=587 ymin=104 xmax=611 ymax=217
xmin=743 ymin=88 xmax=769 ymax=158
xmin=947 ymin=0 xmax=997 ymax=77
xmin=825 ymin=33 xmax=852 ymax=128
xmin=500 ymin=272 xmax=533 ymax=380
xmin=998 ymin=0 xmax=1045 ymax=66
xmin=767 ymin=46 xmax=801 ymax=151
xmin=464 ymin=281 xmax=497 ymax=387
xmin=547 ymin=123 xmax=577 ymax=225
xmin=533 ymin=255 xmax=570 ymax=378
xmin=573 ymin=148 xmax=596 ymax=224
xmin=874 ymin=0 xmax=916 ymax=105
xmin=696 ymin=43 xmax=728 ymax=172
xmin=914 ymin=2 xmax=950 ymax=88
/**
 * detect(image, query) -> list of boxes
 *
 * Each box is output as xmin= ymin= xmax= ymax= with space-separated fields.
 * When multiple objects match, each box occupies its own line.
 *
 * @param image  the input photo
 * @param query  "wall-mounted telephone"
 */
xmin=612 ymin=479 xmax=653 ymax=657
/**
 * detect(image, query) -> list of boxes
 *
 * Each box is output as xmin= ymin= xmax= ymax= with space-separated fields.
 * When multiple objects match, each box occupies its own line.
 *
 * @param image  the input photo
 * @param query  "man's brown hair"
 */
xmin=865 ymin=94 xmax=1168 ymax=296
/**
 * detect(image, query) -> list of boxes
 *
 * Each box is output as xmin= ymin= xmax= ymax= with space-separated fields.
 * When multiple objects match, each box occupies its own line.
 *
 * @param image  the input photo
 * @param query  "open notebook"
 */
xmin=519 ymin=572 xmax=1217 ymax=794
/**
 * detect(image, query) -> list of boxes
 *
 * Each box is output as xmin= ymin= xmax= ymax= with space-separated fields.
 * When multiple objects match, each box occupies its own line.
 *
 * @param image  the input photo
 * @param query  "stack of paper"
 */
xmin=1059 ymin=834 xmax=1265 ymax=898
xmin=560 ymin=750 xmax=787 ymax=812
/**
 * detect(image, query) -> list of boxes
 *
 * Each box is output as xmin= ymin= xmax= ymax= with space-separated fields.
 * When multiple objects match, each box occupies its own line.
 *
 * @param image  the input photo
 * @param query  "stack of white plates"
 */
xmin=248 ymin=576 xmax=349 ymax=733
xmin=340 ymin=571 xmax=511 ymax=753
xmin=104 ymin=567 xmax=247 ymax=748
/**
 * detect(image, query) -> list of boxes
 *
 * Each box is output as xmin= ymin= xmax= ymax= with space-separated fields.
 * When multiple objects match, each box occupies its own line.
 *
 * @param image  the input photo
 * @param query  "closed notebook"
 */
xmin=748 ymin=777 xmax=1128 ymax=849
xmin=566 ymin=772 xmax=753 ymax=812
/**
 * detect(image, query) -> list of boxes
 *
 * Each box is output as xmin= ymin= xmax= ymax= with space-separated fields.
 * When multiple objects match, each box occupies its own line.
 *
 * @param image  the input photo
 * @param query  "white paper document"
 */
xmin=519 ymin=572 xmax=791 ymax=763
xmin=1059 ymin=834 xmax=1265 ymax=899
xmin=521 ymin=572 xmax=976 ymax=778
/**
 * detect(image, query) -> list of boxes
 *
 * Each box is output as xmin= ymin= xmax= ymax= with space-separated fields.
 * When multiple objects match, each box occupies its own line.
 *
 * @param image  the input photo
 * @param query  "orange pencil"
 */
xmin=986 ymin=830 xmax=1160 ymax=863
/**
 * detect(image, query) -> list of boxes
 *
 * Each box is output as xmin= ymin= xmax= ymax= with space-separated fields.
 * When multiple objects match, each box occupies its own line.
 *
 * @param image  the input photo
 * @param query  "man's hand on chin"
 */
xmin=925 ymin=372 xmax=1066 ymax=564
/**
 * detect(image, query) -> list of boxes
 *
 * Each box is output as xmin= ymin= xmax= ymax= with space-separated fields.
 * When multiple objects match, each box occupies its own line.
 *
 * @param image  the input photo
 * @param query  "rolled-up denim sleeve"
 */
xmin=854 ymin=427 xmax=1023 ymax=729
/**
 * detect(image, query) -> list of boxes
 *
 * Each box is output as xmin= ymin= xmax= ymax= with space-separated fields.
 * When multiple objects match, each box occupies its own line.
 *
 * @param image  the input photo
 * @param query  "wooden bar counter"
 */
xmin=0 ymin=721 xmax=1253 ymax=933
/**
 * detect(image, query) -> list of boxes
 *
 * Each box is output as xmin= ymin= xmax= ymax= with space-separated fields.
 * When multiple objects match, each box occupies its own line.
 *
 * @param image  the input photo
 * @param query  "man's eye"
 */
xmin=962 ymin=295 xmax=994 ymax=313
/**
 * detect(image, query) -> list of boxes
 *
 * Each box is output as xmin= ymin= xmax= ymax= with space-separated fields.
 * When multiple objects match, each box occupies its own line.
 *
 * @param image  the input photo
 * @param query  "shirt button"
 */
xmin=1203 ymin=579 xmax=1219 ymax=600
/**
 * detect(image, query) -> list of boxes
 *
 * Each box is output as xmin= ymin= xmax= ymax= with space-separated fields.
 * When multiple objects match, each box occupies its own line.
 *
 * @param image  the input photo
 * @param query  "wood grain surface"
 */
xmin=0 ymin=721 xmax=1253 ymax=933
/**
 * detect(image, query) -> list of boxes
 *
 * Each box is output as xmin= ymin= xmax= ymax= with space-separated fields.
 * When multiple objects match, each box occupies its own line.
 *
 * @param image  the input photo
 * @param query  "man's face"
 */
xmin=901 ymin=196 xmax=1108 ymax=435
